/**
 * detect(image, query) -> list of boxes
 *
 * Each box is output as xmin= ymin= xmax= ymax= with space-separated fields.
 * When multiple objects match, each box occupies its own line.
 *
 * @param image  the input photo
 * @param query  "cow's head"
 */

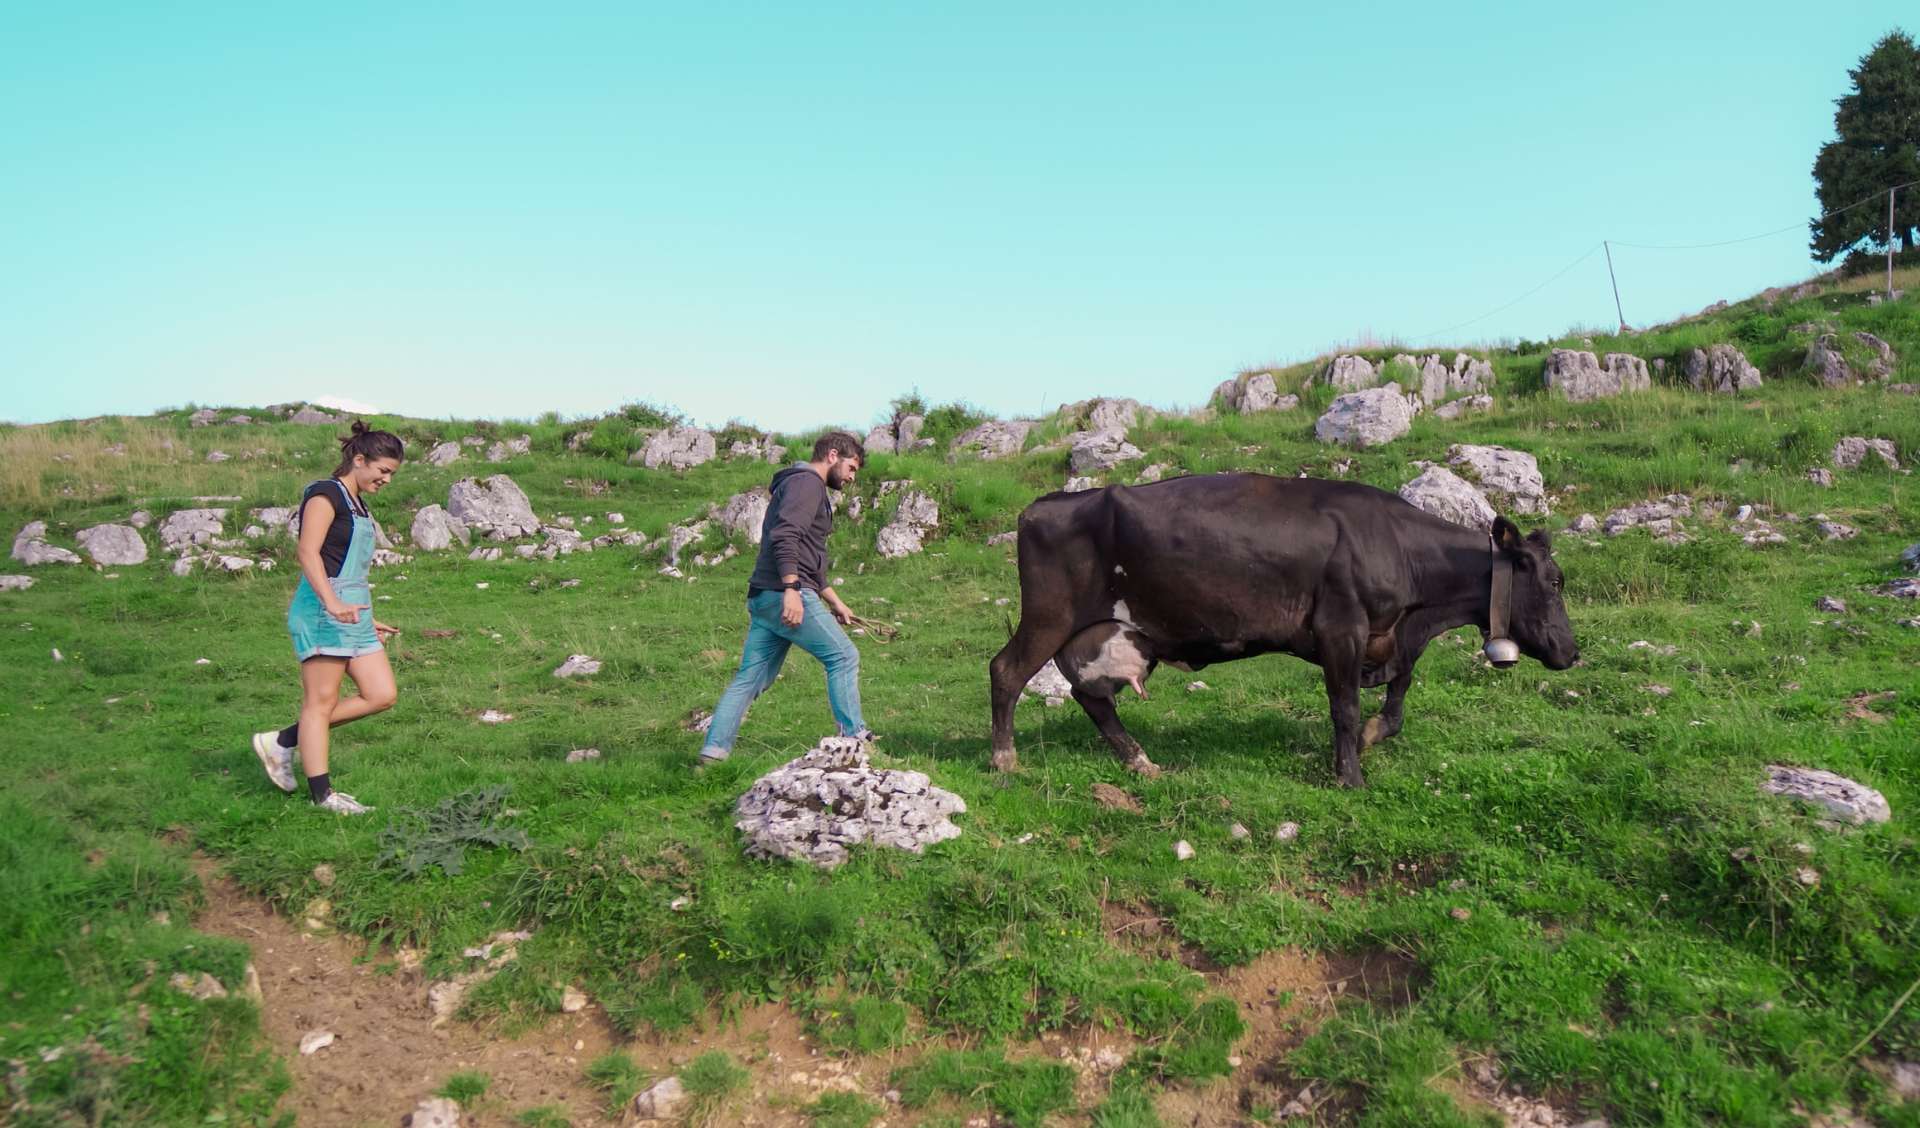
xmin=1492 ymin=516 xmax=1579 ymax=670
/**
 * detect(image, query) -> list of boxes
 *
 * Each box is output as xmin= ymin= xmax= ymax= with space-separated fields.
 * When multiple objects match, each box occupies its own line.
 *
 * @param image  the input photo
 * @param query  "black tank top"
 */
xmin=301 ymin=479 xmax=366 ymax=578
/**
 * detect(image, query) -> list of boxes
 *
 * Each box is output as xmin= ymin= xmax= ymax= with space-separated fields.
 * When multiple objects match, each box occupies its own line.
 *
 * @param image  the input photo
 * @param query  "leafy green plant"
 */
xmin=376 ymin=786 xmax=530 ymax=877
xmin=803 ymin=1091 xmax=885 ymax=1128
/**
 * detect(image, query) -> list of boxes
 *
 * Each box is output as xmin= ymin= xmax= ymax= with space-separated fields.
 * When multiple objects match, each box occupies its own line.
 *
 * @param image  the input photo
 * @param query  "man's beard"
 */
xmin=827 ymin=464 xmax=854 ymax=490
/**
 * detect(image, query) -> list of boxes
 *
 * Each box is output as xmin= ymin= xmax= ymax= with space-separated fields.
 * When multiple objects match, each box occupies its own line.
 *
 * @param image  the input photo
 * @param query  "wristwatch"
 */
xmin=782 ymin=581 xmax=801 ymax=592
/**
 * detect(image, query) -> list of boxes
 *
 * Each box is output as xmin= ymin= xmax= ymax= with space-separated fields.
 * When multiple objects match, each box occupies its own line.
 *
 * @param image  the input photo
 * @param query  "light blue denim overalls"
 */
xmin=286 ymin=479 xmax=381 ymax=662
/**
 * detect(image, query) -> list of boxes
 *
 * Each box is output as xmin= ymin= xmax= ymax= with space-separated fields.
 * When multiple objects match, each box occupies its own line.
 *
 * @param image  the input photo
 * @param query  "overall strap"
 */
xmin=327 ymin=478 xmax=367 ymax=518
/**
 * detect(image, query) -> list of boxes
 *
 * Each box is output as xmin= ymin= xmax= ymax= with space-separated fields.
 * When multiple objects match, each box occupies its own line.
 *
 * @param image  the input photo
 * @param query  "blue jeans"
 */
xmin=701 ymin=588 xmax=866 ymax=755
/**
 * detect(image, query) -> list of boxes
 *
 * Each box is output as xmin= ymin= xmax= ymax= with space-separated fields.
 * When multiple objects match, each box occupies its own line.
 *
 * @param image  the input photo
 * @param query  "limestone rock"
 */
xmin=75 ymin=524 xmax=147 ymax=566
xmin=405 ymin=1096 xmax=462 ymax=1128
xmin=1434 ymin=394 xmax=1493 ymax=420
xmin=1086 ymin=397 xmax=1145 ymax=433
xmin=1215 ymin=372 xmax=1288 ymax=413
xmin=553 ymin=654 xmax=602 ymax=678
xmin=1022 ymin=660 xmax=1073 ymax=706
xmin=1064 ymin=475 xmax=1098 ymax=492
xmin=1069 ymin=429 xmax=1144 ymax=474
xmin=1447 ymin=444 xmax=1548 ymax=515
xmin=157 ymin=509 xmax=226 ymax=552
xmin=1136 ymin=462 xmax=1174 ymax=483
xmin=424 ymin=441 xmax=461 ymax=467
xmin=1687 ymin=344 xmax=1763 ymax=394
xmin=188 ymin=408 xmax=220 ymax=427
xmin=1831 ymin=436 xmax=1900 ymax=471
xmin=633 ymin=1077 xmax=688 ymax=1120
xmin=1399 ymin=466 xmax=1496 ymax=531
xmin=484 ymin=435 xmax=531 ymax=463
xmin=1314 ymin=385 xmax=1416 ymax=448
xmin=635 ymin=426 xmax=717 ymax=470
xmin=876 ymin=491 xmax=939 ymax=558
xmin=446 ymin=476 xmax=539 ymax=539
xmin=0 ymin=575 xmax=34 ymax=592
xmin=12 ymin=522 xmax=82 ymax=565
xmin=1394 ymin=352 xmax=1494 ymax=406
xmin=712 ymin=489 xmax=772 ymax=545
xmin=409 ymin=505 xmax=470 ymax=551
xmin=1543 ymin=349 xmax=1649 ymax=401
xmin=1805 ymin=335 xmax=1856 ymax=388
xmin=951 ymin=419 xmax=1034 ymax=460
xmin=1322 ymin=355 xmax=1379 ymax=391
xmin=288 ymin=408 xmax=342 ymax=425
xmin=1761 ymin=766 xmax=1890 ymax=825
xmin=734 ymin=738 xmax=967 ymax=868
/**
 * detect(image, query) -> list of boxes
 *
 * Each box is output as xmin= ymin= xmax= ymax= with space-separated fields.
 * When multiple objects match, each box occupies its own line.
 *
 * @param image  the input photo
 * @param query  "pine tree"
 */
xmin=1809 ymin=30 xmax=1920 ymax=263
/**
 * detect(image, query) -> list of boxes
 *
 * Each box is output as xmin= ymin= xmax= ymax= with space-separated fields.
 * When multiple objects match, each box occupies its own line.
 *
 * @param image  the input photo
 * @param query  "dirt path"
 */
xmin=193 ymin=856 xmax=629 ymax=1126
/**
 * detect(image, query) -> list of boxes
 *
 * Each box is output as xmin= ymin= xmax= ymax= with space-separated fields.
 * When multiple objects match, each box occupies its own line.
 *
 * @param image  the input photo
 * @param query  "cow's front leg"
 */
xmin=1324 ymin=673 xmax=1364 ymax=787
xmin=1070 ymin=688 xmax=1161 ymax=777
xmin=1362 ymin=667 xmax=1416 ymax=749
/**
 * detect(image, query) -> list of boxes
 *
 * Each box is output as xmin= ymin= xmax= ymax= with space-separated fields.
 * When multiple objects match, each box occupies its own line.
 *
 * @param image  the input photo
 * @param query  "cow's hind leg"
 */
xmin=1361 ymin=667 xmax=1416 ymax=749
xmin=1070 ymin=687 xmax=1161 ymax=777
xmin=989 ymin=617 xmax=1075 ymax=773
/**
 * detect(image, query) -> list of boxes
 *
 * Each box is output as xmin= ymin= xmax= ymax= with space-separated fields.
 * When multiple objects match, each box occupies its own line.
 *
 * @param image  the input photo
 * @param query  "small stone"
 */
xmin=1173 ymin=840 xmax=1195 ymax=861
xmin=1796 ymin=867 xmax=1821 ymax=887
xmin=633 ymin=1076 xmax=687 ymax=1119
xmin=169 ymin=971 xmax=228 ymax=1000
xmin=1186 ymin=680 xmax=1208 ymax=692
xmin=406 ymin=1096 xmax=463 ymax=1128
xmin=1450 ymin=907 xmax=1472 ymax=921
xmin=1274 ymin=821 xmax=1300 ymax=842
xmin=1229 ymin=822 xmax=1250 ymax=840
xmin=1807 ymin=467 xmax=1835 ymax=488
xmin=552 ymin=654 xmax=602 ymax=678
xmin=478 ymin=710 xmax=513 ymax=724
xmin=565 ymin=748 xmax=601 ymax=763
xmin=1762 ymin=765 xmax=1891 ymax=825
xmin=298 ymin=1030 xmax=334 ymax=1055
xmin=51 ymin=648 xmax=63 ymax=663
xmin=1815 ymin=596 xmax=1847 ymax=614
xmin=312 ymin=864 xmax=335 ymax=887
xmin=561 ymin=985 xmax=588 ymax=1012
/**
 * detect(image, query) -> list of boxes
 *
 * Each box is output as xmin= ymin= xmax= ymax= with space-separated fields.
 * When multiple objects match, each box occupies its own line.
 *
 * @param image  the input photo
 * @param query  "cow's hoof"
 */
xmin=1123 ymin=754 xmax=1162 ymax=778
xmin=991 ymin=748 xmax=1020 ymax=773
xmin=1336 ymin=770 xmax=1366 ymax=788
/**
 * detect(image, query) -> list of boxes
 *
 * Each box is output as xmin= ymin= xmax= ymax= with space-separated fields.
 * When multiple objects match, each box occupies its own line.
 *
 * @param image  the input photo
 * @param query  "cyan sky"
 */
xmin=1 ymin=3 xmax=1910 ymax=432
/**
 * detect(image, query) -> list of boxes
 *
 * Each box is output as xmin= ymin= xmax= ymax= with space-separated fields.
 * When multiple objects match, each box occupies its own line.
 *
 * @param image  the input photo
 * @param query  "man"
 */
xmin=697 ymin=431 xmax=874 ymax=764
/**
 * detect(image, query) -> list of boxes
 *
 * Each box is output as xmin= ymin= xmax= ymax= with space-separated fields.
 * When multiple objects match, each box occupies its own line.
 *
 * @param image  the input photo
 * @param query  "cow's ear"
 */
xmin=1526 ymin=529 xmax=1553 ymax=550
xmin=1492 ymin=515 xmax=1524 ymax=554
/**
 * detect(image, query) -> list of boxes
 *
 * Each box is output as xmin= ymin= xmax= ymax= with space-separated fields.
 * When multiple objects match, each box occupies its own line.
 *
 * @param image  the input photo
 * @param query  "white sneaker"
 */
xmin=316 ymin=791 xmax=372 ymax=815
xmin=251 ymin=731 xmax=298 ymax=793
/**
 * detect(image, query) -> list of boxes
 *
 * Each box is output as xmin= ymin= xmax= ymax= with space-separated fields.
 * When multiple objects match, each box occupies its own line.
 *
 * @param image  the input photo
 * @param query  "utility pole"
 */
xmin=1604 ymin=240 xmax=1627 ymax=333
xmin=1889 ymin=187 xmax=1897 ymax=301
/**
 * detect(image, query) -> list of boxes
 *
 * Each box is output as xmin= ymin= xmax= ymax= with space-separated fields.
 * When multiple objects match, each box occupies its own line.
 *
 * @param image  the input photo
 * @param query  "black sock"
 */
xmin=307 ymin=773 xmax=331 ymax=803
xmin=277 ymin=723 xmax=300 ymax=748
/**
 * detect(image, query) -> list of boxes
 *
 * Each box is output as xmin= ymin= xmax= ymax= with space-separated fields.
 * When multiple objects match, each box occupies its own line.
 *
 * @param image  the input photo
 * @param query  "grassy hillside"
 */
xmin=3 ymin=277 xmax=1918 ymax=1127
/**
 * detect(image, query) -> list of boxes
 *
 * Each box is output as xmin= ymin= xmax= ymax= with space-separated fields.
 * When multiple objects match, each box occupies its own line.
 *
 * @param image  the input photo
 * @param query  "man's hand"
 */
xmin=781 ymin=588 xmax=805 ymax=626
xmin=823 ymin=588 xmax=855 ymax=625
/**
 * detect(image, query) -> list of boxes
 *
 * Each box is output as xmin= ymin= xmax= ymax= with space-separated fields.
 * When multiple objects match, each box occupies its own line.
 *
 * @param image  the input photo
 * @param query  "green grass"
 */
xmin=1 ymin=290 xmax=1918 ymax=1124
xmin=582 ymin=1050 xmax=649 ymax=1117
xmin=434 ymin=1070 xmax=491 ymax=1106
xmin=802 ymin=1090 xmax=886 ymax=1127
xmin=681 ymin=1050 xmax=750 ymax=1126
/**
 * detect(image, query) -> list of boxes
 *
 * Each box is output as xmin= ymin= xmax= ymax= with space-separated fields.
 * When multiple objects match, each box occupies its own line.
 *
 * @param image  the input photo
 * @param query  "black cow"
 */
xmin=987 ymin=474 xmax=1578 ymax=786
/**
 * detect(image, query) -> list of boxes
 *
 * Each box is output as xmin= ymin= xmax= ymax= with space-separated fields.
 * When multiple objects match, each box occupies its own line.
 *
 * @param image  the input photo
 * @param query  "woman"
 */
xmin=251 ymin=421 xmax=404 ymax=814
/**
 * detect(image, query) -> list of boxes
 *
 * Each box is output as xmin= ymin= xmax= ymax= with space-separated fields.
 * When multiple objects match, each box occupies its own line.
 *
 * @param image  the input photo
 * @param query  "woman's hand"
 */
xmin=373 ymin=620 xmax=399 ymax=641
xmin=327 ymin=601 xmax=369 ymax=625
